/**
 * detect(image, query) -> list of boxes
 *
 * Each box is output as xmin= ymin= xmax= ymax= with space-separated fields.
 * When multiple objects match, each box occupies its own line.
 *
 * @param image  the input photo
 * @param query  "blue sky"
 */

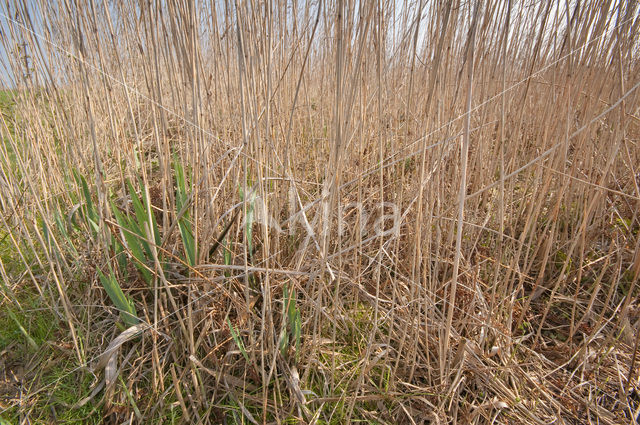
xmin=0 ymin=1 xmax=635 ymax=89
xmin=0 ymin=0 xmax=43 ymax=88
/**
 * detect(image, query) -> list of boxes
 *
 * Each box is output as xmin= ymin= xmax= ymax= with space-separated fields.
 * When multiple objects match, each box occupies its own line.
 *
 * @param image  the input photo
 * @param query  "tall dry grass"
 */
xmin=1 ymin=0 xmax=639 ymax=423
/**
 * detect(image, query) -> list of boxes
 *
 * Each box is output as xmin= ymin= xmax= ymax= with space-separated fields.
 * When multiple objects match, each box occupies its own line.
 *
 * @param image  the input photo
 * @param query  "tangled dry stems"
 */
xmin=1 ymin=1 xmax=639 ymax=424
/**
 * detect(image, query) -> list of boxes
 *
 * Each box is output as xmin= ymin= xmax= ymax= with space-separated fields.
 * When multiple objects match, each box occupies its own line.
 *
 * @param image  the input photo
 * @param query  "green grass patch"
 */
xmin=0 ymin=294 xmax=101 ymax=424
xmin=0 ymin=291 xmax=58 ymax=352
xmin=0 ymin=89 xmax=16 ymax=118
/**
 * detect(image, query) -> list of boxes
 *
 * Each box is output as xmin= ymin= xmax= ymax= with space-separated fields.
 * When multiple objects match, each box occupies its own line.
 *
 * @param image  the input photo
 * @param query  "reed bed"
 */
xmin=0 ymin=0 xmax=639 ymax=423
